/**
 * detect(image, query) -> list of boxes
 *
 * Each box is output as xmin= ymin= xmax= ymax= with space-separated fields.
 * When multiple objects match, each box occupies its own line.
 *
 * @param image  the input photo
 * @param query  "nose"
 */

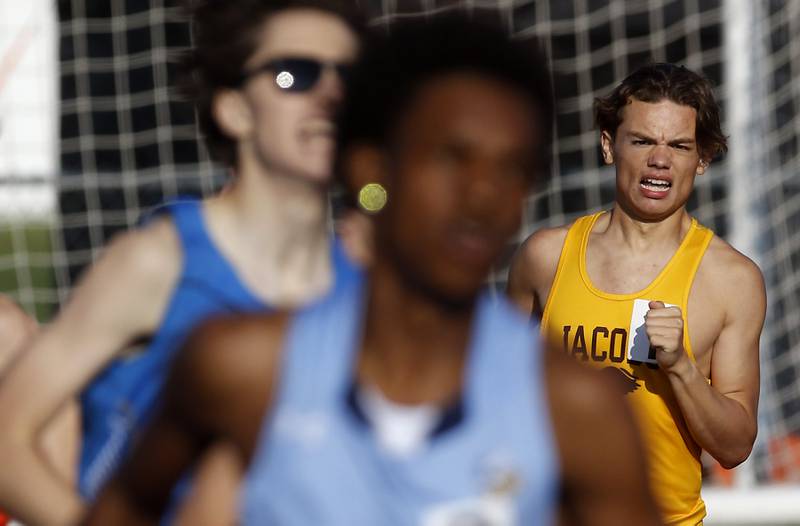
xmin=463 ymin=161 xmax=505 ymax=218
xmin=313 ymin=66 xmax=345 ymax=110
xmin=647 ymin=143 xmax=672 ymax=169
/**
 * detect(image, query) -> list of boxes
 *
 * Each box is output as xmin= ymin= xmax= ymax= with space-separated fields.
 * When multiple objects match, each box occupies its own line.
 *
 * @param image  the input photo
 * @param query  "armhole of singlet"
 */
xmin=681 ymin=225 xmax=714 ymax=364
xmin=142 ymin=200 xmax=197 ymax=259
xmin=540 ymin=215 xmax=596 ymax=329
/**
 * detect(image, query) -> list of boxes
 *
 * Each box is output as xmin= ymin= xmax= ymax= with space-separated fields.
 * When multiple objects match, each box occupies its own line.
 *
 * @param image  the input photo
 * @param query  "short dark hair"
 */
xmin=179 ymin=0 xmax=365 ymax=167
xmin=335 ymin=10 xmax=554 ymax=187
xmin=594 ymin=63 xmax=727 ymax=161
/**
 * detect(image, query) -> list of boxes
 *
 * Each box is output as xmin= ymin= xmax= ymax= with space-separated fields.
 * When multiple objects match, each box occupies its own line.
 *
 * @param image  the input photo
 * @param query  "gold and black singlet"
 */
xmin=541 ymin=211 xmax=713 ymax=526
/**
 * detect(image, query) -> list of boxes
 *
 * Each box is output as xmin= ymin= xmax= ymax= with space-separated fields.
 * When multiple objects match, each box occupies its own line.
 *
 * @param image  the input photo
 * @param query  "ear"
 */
xmin=600 ymin=131 xmax=615 ymax=165
xmin=212 ymin=88 xmax=253 ymax=140
xmin=696 ymin=158 xmax=708 ymax=176
xmin=341 ymin=144 xmax=389 ymax=195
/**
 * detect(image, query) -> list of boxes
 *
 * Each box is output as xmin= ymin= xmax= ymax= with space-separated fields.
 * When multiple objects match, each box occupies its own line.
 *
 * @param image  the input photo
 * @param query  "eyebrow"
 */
xmin=628 ymin=132 xmax=696 ymax=145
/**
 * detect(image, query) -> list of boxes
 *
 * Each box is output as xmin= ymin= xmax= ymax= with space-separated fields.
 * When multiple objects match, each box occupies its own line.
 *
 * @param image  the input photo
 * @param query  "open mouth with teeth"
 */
xmin=301 ymin=122 xmax=335 ymax=139
xmin=640 ymin=177 xmax=671 ymax=192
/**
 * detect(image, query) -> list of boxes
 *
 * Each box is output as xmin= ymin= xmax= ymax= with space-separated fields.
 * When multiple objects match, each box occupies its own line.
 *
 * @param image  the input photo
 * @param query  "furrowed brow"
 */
xmin=628 ymin=131 xmax=655 ymax=142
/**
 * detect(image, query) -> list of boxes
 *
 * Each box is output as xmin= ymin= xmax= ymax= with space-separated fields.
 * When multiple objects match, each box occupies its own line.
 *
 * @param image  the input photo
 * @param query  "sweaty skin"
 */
xmin=87 ymin=72 xmax=661 ymax=526
xmin=508 ymin=98 xmax=765 ymax=522
xmin=0 ymin=9 xmax=358 ymax=525
xmin=0 ymin=297 xmax=79 ymax=491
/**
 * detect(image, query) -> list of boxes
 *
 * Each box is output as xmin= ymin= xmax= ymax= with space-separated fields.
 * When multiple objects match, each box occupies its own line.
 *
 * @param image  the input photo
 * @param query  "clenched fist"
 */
xmin=645 ymin=300 xmax=686 ymax=371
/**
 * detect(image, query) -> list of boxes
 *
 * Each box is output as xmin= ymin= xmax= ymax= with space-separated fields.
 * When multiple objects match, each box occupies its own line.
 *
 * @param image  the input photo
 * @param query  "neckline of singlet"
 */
xmin=334 ymin=290 xmax=503 ymax=449
xmin=185 ymin=200 xmax=268 ymax=309
xmin=345 ymin=380 xmax=465 ymax=450
xmin=577 ymin=211 xmax=700 ymax=301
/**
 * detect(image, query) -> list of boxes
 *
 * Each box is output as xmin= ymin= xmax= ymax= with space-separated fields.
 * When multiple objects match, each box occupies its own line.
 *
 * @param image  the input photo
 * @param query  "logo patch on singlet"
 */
xmin=421 ymin=493 xmax=515 ymax=526
xmin=421 ymin=453 xmax=520 ymax=525
xmin=601 ymin=366 xmax=640 ymax=394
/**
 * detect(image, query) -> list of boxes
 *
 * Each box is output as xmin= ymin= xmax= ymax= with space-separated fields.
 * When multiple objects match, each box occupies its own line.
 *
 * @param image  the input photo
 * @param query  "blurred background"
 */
xmin=0 ymin=0 xmax=797 ymax=523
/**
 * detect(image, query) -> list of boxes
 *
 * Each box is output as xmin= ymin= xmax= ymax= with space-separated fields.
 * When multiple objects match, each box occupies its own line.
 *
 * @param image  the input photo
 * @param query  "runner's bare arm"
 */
xmin=0 ymin=296 xmax=82 ymax=498
xmin=546 ymin=350 xmax=661 ymax=526
xmin=650 ymin=250 xmax=765 ymax=468
xmin=171 ymin=442 xmax=245 ymax=526
xmin=0 ymin=295 xmax=37 ymax=372
xmin=506 ymin=227 xmax=567 ymax=318
xmin=0 ymin=222 xmax=181 ymax=525
xmin=86 ymin=313 xmax=286 ymax=525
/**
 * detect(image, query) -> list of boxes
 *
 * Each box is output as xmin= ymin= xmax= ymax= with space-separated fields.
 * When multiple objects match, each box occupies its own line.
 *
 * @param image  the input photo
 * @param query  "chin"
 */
xmin=400 ymin=264 xmax=483 ymax=313
xmin=429 ymin=274 xmax=487 ymax=312
xmin=284 ymin=147 xmax=329 ymax=178
xmin=621 ymin=197 xmax=678 ymax=222
xmin=430 ymin=287 xmax=481 ymax=313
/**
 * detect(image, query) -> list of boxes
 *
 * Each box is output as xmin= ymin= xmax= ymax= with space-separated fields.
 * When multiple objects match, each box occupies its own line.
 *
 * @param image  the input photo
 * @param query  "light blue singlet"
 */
xmin=240 ymin=277 xmax=560 ymax=525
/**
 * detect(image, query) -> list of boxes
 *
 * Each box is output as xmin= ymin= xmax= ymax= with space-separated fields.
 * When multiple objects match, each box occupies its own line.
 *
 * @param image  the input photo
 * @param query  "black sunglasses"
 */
xmin=238 ymin=58 xmax=352 ymax=93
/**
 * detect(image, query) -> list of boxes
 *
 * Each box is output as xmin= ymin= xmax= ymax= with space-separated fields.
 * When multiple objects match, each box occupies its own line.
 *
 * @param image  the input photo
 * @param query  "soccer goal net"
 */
xmin=0 ymin=0 xmax=797 ymax=522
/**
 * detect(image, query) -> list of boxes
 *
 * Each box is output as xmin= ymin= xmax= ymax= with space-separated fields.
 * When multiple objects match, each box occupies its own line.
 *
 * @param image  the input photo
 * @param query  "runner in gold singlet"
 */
xmin=508 ymin=63 xmax=767 ymax=526
xmin=542 ymin=212 xmax=711 ymax=524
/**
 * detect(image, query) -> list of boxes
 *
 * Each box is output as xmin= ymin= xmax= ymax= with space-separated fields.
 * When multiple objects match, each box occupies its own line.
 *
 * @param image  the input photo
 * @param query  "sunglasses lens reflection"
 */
xmin=273 ymin=59 xmax=322 ymax=92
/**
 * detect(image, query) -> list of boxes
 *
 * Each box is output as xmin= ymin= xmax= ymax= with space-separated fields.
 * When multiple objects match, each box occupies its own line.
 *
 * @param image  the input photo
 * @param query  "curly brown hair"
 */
xmin=594 ymin=63 xmax=727 ymax=161
xmin=178 ymin=0 xmax=365 ymax=167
